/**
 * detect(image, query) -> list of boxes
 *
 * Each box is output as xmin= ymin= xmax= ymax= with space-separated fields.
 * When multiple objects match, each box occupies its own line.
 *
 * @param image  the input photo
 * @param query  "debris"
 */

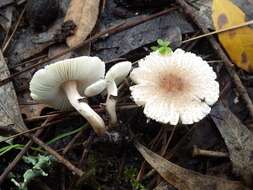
xmin=192 ymin=145 xmax=229 ymax=158
xmin=7 ymin=19 xmax=64 ymax=66
xmin=212 ymin=0 xmax=253 ymax=72
xmin=94 ymin=12 xmax=193 ymax=61
xmin=211 ymin=102 xmax=253 ymax=186
xmin=64 ymin=0 xmax=100 ymax=47
xmin=0 ymin=50 xmax=26 ymax=133
xmin=20 ymin=103 xmax=47 ymax=119
xmin=135 ymin=140 xmax=247 ymax=190
xmin=188 ymin=0 xmax=213 ymax=29
xmin=115 ymin=0 xmax=173 ymax=8
xmin=26 ymin=0 xmax=59 ymax=31
xmin=0 ymin=6 xmax=13 ymax=32
xmin=0 ymin=0 xmax=14 ymax=8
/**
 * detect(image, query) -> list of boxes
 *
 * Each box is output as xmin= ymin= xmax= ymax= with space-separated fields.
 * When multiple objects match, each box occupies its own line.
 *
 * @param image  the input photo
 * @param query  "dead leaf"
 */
xmin=48 ymin=44 xmax=74 ymax=62
xmin=0 ymin=50 xmax=26 ymax=132
xmin=211 ymin=102 xmax=253 ymax=186
xmin=0 ymin=0 xmax=14 ymax=8
xmin=7 ymin=19 xmax=64 ymax=66
xmin=189 ymin=0 xmax=214 ymax=29
xmin=64 ymin=0 xmax=100 ymax=48
xmin=212 ymin=0 xmax=253 ymax=72
xmin=154 ymin=181 xmax=174 ymax=190
xmin=0 ymin=6 xmax=13 ymax=32
xmin=20 ymin=103 xmax=47 ymax=118
xmin=94 ymin=12 xmax=193 ymax=61
xmin=134 ymin=140 xmax=246 ymax=190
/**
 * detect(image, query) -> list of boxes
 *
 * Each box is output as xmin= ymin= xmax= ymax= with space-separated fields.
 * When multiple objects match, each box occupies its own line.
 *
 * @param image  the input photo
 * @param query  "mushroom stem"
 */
xmin=106 ymin=95 xmax=117 ymax=127
xmin=106 ymin=80 xmax=118 ymax=127
xmin=63 ymin=81 xmax=106 ymax=135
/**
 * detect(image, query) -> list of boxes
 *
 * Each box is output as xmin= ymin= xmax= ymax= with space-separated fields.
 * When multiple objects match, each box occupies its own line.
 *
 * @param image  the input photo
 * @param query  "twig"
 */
xmin=0 ymin=7 xmax=178 ymax=86
xmin=160 ymin=125 xmax=177 ymax=156
xmin=0 ymin=117 xmax=65 ymax=143
xmin=2 ymin=6 xmax=26 ymax=52
xmin=9 ymin=54 xmax=47 ymax=70
xmin=78 ymin=134 xmax=95 ymax=167
xmin=182 ymin=19 xmax=253 ymax=44
xmin=0 ymin=118 xmax=50 ymax=185
xmin=176 ymin=0 xmax=253 ymax=119
xmin=25 ymin=103 xmax=137 ymax=123
xmin=24 ymin=113 xmax=63 ymax=123
xmin=141 ymin=126 xmax=195 ymax=181
xmin=192 ymin=145 xmax=228 ymax=158
xmin=62 ymin=127 xmax=86 ymax=155
xmin=28 ymin=135 xmax=84 ymax=176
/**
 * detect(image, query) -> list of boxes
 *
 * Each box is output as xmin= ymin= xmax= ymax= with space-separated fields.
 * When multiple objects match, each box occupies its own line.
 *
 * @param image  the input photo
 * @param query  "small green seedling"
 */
xmin=124 ymin=167 xmax=146 ymax=190
xmin=11 ymin=155 xmax=54 ymax=190
xmin=151 ymin=39 xmax=172 ymax=55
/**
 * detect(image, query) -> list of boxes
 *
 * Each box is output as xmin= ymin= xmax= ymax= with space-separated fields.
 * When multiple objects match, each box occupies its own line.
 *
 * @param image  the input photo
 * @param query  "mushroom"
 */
xmin=85 ymin=61 xmax=132 ymax=126
xmin=30 ymin=56 xmax=106 ymax=135
xmin=130 ymin=49 xmax=219 ymax=125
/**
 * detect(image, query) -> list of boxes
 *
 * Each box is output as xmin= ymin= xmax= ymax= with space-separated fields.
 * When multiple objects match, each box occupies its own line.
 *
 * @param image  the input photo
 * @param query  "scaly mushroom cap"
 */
xmin=30 ymin=56 xmax=105 ymax=110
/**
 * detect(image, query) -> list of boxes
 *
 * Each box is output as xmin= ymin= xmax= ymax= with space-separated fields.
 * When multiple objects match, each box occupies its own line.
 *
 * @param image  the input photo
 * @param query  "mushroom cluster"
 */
xmin=85 ymin=61 xmax=132 ymax=126
xmin=130 ymin=49 xmax=219 ymax=125
xmin=30 ymin=48 xmax=219 ymax=134
xmin=30 ymin=56 xmax=131 ymax=135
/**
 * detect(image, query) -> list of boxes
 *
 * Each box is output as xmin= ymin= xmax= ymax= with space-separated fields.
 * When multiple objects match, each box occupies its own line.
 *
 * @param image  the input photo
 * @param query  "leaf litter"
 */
xmin=211 ymin=102 xmax=253 ymax=186
xmin=1 ymin=0 xmax=253 ymax=189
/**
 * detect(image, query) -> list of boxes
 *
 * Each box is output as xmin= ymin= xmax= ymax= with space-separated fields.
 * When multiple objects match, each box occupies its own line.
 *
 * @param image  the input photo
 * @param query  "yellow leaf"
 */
xmin=212 ymin=0 xmax=253 ymax=72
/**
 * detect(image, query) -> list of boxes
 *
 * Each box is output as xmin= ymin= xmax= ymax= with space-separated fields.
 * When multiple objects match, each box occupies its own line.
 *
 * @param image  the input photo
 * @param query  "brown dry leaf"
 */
xmin=211 ymin=102 xmax=253 ymax=185
xmin=64 ymin=0 xmax=100 ymax=48
xmin=0 ymin=50 xmax=26 ymax=132
xmin=135 ymin=140 xmax=247 ymax=190
xmin=212 ymin=0 xmax=253 ymax=72
xmin=20 ymin=103 xmax=46 ymax=118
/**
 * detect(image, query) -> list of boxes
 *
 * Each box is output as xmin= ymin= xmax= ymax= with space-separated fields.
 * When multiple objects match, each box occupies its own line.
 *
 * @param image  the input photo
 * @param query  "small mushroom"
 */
xmin=85 ymin=61 xmax=132 ymax=126
xmin=30 ymin=56 xmax=106 ymax=135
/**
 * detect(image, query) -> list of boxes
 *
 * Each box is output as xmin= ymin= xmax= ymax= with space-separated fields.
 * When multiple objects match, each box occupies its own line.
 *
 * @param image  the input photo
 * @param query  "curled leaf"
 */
xmin=134 ymin=140 xmax=246 ymax=190
xmin=64 ymin=0 xmax=100 ymax=48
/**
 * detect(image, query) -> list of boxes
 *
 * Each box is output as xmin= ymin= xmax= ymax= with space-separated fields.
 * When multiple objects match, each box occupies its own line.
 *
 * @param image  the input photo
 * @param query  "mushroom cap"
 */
xmin=130 ymin=49 xmax=219 ymax=125
xmin=84 ymin=79 xmax=107 ymax=97
xmin=84 ymin=61 xmax=132 ymax=97
xmin=30 ymin=56 xmax=105 ymax=110
xmin=105 ymin=61 xmax=132 ymax=85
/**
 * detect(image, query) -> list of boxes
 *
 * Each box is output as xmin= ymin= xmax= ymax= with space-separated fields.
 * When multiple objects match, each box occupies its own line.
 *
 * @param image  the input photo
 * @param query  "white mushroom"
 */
xmin=85 ymin=61 xmax=132 ymax=126
xmin=130 ymin=49 xmax=219 ymax=125
xmin=30 ymin=56 xmax=106 ymax=135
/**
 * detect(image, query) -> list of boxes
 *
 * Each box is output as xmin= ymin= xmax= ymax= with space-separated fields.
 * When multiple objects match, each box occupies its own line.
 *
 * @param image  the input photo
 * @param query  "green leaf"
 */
xmin=158 ymin=46 xmax=172 ymax=55
xmin=46 ymin=124 xmax=86 ymax=145
xmin=11 ymin=154 xmax=54 ymax=190
xmin=151 ymin=46 xmax=159 ymax=51
xmin=158 ymin=47 xmax=167 ymax=55
xmin=23 ymin=156 xmax=37 ymax=165
xmin=157 ymin=39 xmax=170 ymax=47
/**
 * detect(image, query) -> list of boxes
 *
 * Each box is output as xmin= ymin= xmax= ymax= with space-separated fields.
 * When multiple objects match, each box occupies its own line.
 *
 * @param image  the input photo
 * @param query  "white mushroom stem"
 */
xmin=106 ymin=80 xmax=118 ymax=127
xmin=106 ymin=96 xmax=117 ymax=127
xmin=63 ymin=81 xmax=106 ymax=135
